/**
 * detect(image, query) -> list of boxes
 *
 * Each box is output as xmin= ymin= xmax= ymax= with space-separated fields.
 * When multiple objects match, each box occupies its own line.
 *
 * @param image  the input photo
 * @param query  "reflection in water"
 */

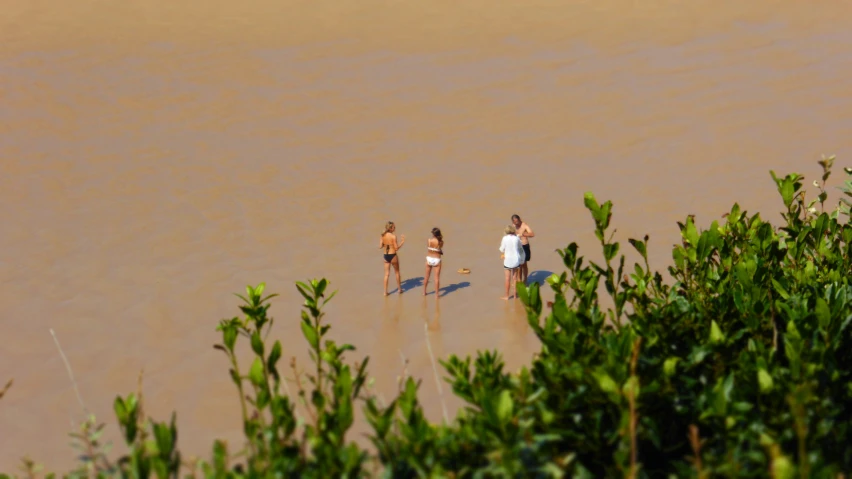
xmin=423 ymin=296 xmax=449 ymax=424
xmin=424 ymin=293 xmax=441 ymax=332
xmin=383 ymin=294 xmax=405 ymax=324
xmin=366 ymin=295 xmax=407 ymax=409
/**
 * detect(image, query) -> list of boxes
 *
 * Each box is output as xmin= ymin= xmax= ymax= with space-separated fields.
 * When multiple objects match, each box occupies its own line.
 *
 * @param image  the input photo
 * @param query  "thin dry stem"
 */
xmin=689 ymin=424 xmax=706 ymax=478
xmin=50 ymin=328 xmax=87 ymax=413
xmin=136 ymin=369 xmax=148 ymax=444
xmin=0 ymin=378 xmax=12 ymax=400
xmin=424 ymin=323 xmax=450 ymax=425
xmin=397 ymin=350 xmax=410 ymax=394
xmin=290 ymin=357 xmax=318 ymax=424
xmin=769 ymin=289 xmax=778 ymax=351
xmin=627 ymin=337 xmax=642 ymax=479
xmin=279 ymin=364 xmax=307 ymax=426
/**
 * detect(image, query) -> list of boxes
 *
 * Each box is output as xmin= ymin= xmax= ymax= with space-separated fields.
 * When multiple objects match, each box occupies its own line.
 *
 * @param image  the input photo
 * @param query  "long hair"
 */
xmin=431 ymin=227 xmax=443 ymax=248
xmin=380 ymin=221 xmax=395 ymax=248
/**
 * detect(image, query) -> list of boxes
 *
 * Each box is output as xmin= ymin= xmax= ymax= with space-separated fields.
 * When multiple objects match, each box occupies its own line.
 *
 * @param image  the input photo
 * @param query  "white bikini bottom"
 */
xmin=426 ymin=257 xmax=442 ymax=267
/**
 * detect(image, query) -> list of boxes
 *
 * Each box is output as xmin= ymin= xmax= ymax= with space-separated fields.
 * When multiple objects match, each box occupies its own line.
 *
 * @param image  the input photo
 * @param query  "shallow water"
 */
xmin=2 ymin=0 xmax=852 ymax=470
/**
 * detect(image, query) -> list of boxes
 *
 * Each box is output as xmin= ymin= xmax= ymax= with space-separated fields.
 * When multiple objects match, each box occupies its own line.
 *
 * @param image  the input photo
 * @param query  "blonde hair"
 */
xmin=504 ymin=225 xmax=516 ymax=235
xmin=380 ymin=221 xmax=395 ymax=251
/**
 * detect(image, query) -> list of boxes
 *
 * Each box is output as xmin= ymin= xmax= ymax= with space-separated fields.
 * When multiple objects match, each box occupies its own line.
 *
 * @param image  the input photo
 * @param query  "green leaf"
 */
xmin=771 ymin=279 xmax=790 ymax=300
xmin=663 ymin=357 xmax=680 ymax=377
xmin=594 ymin=371 xmax=619 ymax=397
xmin=780 ymin=178 xmax=794 ymax=208
xmin=584 ymin=192 xmax=602 ymax=223
xmin=772 ymin=455 xmax=796 ymax=479
xmin=229 ymin=369 xmax=241 ymax=388
xmin=250 ymin=331 xmax=264 ymax=357
xmin=315 ymin=278 xmax=328 ymax=297
xmin=301 ymin=320 xmax=319 ymax=350
xmin=114 ymin=397 xmax=128 ymax=424
xmin=516 ymin=283 xmax=530 ymax=306
xmin=526 ymin=281 xmax=542 ymax=315
xmin=621 ymin=376 xmax=640 ymax=398
xmin=604 ymin=242 xmax=620 ymax=262
xmin=249 ymin=358 xmax=265 ymax=386
xmin=222 ymin=324 xmax=237 ymax=353
xmin=153 ymin=421 xmax=174 ymax=455
xmin=322 ymin=289 xmax=338 ymax=305
xmin=295 ymin=282 xmax=314 ymax=302
xmin=212 ymin=440 xmax=228 ymax=471
xmin=684 ymin=217 xmax=699 ymax=246
xmin=709 ymin=320 xmax=725 ymax=345
xmin=728 ymin=203 xmax=742 ymax=224
xmin=496 ymin=390 xmax=513 ymax=423
xmin=546 ymin=273 xmax=563 ymax=286
xmin=267 ymin=340 xmax=282 ymax=376
xmin=757 ymin=368 xmax=774 ymax=394
xmin=815 ymin=297 xmax=830 ymax=330
xmin=628 ymin=238 xmax=647 ymax=260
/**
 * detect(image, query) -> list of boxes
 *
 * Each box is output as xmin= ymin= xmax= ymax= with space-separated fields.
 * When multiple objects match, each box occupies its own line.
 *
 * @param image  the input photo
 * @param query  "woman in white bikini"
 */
xmin=423 ymin=227 xmax=443 ymax=296
xmin=380 ymin=221 xmax=405 ymax=296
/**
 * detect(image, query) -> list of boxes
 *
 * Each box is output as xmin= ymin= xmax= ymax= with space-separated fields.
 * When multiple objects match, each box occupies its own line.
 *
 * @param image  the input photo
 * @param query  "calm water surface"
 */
xmin=2 ymin=0 xmax=852 ymax=470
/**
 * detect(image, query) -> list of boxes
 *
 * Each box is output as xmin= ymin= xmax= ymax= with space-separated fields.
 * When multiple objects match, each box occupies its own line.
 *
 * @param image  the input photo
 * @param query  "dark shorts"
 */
xmin=523 ymin=244 xmax=531 ymax=262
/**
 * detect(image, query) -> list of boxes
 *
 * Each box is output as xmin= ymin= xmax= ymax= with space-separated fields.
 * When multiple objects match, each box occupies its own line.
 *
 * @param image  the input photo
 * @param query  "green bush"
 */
xmin=5 ymin=156 xmax=852 ymax=478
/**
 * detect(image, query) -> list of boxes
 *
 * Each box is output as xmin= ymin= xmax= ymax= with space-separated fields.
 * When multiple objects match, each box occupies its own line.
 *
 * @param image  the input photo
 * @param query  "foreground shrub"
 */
xmin=5 ymin=156 xmax=852 ymax=478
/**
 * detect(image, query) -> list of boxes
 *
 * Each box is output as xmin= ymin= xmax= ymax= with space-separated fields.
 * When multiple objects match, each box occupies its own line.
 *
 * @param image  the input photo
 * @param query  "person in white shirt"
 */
xmin=499 ymin=224 xmax=526 ymax=300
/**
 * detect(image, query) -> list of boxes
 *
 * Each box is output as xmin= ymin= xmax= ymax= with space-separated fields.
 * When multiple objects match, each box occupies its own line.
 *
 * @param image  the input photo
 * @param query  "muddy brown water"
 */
xmin=2 ymin=0 xmax=852 ymax=471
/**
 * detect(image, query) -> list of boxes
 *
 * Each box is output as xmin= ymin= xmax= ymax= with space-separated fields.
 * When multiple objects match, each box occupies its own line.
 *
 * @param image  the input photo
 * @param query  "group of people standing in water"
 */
xmin=379 ymin=215 xmax=534 ymax=299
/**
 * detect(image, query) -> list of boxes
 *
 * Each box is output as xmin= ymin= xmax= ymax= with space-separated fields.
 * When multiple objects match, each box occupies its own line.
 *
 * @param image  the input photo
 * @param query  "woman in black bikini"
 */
xmin=379 ymin=221 xmax=406 ymax=296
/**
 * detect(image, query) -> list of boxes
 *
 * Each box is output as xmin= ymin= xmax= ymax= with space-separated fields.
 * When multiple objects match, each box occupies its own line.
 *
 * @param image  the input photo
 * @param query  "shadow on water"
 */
xmin=526 ymin=270 xmax=555 ymax=287
xmin=390 ymin=277 xmax=424 ymax=294
xmin=438 ymin=281 xmax=471 ymax=297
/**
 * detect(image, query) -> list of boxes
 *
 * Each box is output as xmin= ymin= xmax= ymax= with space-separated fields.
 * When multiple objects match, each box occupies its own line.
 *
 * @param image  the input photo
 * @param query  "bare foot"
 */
xmin=384 ymin=292 xmax=390 ymax=297
xmin=398 ymin=289 xmax=404 ymax=295
xmin=500 ymin=296 xmax=509 ymax=300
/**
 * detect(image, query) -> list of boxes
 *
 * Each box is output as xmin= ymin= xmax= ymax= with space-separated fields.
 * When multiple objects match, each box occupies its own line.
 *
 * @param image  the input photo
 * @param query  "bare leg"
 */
xmin=501 ymin=268 xmax=510 ymax=300
xmin=513 ymin=268 xmax=520 ymax=299
xmin=383 ymin=261 xmax=391 ymax=296
xmin=423 ymin=263 xmax=432 ymax=295
xmin=522 ymin=263 xmax=529 ymax=284
xmin=393 ymin=256 xmax=403 ymax=294
xmin=435 ymin=263 xmax=442 ymax=296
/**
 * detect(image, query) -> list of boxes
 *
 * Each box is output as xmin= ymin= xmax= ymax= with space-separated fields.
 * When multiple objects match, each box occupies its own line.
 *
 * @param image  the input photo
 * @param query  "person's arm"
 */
xmin=394 ymin=234 xmax=406 ymax=250
xmin=499 ymin=236 xmax=506 ymax=253
xmin=522 ymin=225 xmax=535 ymax=238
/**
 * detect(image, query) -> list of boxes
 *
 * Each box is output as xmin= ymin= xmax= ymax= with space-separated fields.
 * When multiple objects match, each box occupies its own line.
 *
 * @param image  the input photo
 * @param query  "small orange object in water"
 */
xmin=457 ymin=268 xmax=471 ymax=274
